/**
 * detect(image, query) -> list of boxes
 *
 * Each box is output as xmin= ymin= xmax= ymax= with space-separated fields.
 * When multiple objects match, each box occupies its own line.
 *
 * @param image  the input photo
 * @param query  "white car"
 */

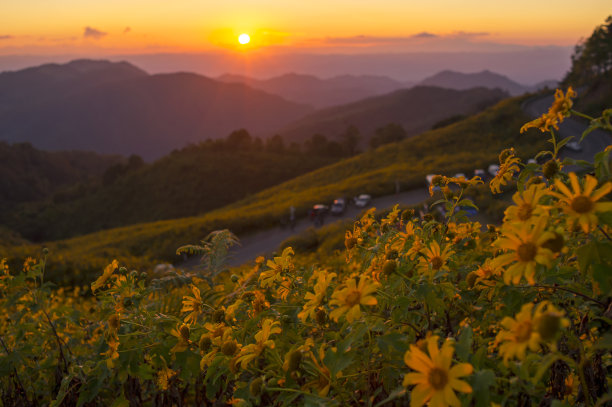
xmin=354 ymin=194 xmax=372 ymax=208
xmin=565 ymin=141 xmax=583 ymax=152
xmin=454 ymin=173 xmax=466 ymax=180
xmin=488 ymin=164 xmax=500 ymax=176
xmin=474 ymin=169 xmax=485 ymax=178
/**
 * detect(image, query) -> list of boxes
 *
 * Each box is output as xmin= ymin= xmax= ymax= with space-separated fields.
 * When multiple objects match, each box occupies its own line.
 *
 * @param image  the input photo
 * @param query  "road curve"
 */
xmin=183 ymin=189 xmax=430 ymax=270
xmin=182 ymin=93 xmax=611 ymax=271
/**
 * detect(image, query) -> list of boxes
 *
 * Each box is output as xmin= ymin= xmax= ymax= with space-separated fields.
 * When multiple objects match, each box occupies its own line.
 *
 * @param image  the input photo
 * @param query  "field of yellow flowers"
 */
xmin=1 ymin=89 xmax=611 ymax=406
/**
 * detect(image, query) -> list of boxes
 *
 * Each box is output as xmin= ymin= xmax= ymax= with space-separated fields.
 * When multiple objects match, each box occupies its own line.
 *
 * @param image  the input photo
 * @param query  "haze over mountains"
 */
xmin=277 ymin=86 xmax=507 ymax=143
xmin=0 ymin=59 xmax=555 ymax=159
xmin=217 ymin=73 xmax=409 ymax=108
xmin=0 ymin=60 xmax=312 ymax=159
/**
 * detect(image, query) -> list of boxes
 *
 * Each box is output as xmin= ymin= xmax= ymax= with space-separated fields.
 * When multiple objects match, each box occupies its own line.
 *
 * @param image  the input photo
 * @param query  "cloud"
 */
xmin=123 ymin=27 xmax=131 ymax=34
xmin=0 ymin=35 xmax=13 ymax=40
xmin=412 ymin=32 xmax=438 ymax=38
xmin=83 ymin=26 xmax=107 ymax=40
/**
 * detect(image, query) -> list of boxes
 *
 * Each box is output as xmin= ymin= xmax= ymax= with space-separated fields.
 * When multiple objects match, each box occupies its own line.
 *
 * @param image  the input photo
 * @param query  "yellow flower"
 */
xmin=504 ymin=184 xmax=549 ymax=223
xmin=157 ymin=364 xmax=177 ymax=391
xmin=170 ymin=323 xmax=191 ymax=353
xmin=259 ymin=247 xmax=294 ymax=288
xmin=91 ymin=260 xmax=119 ymax=292
xmin=492 ymin=216 xmax=555 ymax=285
xmin=304 ymin=343 xmax=336 ymax=397
xmin=520 ymin=87 xmax=577 ymax=133
xmin=490 ymin=155 xmax=520 ymax=194
xmin=236 ymin=319 xmax=281 ymax=369
xmin=181 ymin=284 xmax=204 ymax=324
xmin=102 ymin=336 xmax=120 ymax=368
xmin=417 ymin=241 xmax=454 ymax=277
xmin=495 ymin=303 xmax=541 ymax=362
xmin=329 ymin=276 xmax=379 ymax=323
xmin=298 ymin=270 xmax=336 ymax=322
xmin=551 ymin=172 xmax=612 ymax=233
xmin=403 ymin=335 xmax=473 ymax=407
xmin=474 ymin=259 xmax=502 ymax=282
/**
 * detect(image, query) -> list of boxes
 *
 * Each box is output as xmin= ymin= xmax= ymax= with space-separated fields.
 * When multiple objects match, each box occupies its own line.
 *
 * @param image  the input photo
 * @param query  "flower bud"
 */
xmin=542 ymin=232 xmax=564 ymax=253
xmin=385 ymin=250 xmax=398 ymax=260
xmin=383 ymin=260 xmax=396 ymax=275
xmin=221 ymin=339 xmax=238 ymax=356
xmin=179 ymin=324 xmax=190 ymax=341
xmin=108 ymin=314 xmax=120 ymax=330
xmin=345 ymin=237 xmax=358 ymax=250
xmin=212 ymin=309 xmax=225 ymax=323
xmin=230 ymin=274 xmax=240 ymax=283
xmin=542 ymin=159 xmax=561 ymax=179
xmin=198 ymin=335 xmax=212 ymax=352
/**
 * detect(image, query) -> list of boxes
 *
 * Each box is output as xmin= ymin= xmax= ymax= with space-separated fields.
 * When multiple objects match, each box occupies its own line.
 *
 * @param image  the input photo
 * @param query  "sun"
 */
xmin=238 ymin=33 xmax=250 ymax=45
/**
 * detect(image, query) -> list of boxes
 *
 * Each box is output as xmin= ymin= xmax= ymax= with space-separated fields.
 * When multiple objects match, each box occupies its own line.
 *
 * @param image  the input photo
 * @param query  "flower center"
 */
xmin=570 ymin=195 xmax=593 ymax=214
xmin=430 ymin=256 xmax=443 ymax=270
xmin=345 ymin=290 xmax=361 ymax=307
xmin=517 ymin=203 xmax=533 ymax=221
xmin=517 ymin=242 xmax=537 ymax=262
xmin=514 ymin=320 xmax=532 ymax=343
xmin=427 ymin=367 xmax=449 ymax=390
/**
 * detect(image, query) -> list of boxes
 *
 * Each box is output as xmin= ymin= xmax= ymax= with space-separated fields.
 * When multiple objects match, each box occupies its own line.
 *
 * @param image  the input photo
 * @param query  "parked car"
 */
xmin=565 ymin=141 xmax=583 ymax=152
xmin=454 ymin=173 xmax=466 ymax=179
xmin=330 ymin=198 xmax=347 ymax=215
xmin=474 ymin=169 xmax=486 ymax=179
xmin=454 ymin=205 xmax=478 ymax=216
xmin=527 ymin=158 xmax=537 ymax=165
xmin=488 ymin=164 xmax=500 ymax=176
xmin=310 ymin=204 xmax=329 ymax=226
xmin=354 ymin=194 xmax=372 ymax=208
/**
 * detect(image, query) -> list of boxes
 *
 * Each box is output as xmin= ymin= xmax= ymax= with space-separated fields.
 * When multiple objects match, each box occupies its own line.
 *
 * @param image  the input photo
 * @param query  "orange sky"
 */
xmin=0 ymin=1 xmax=610 ymax=55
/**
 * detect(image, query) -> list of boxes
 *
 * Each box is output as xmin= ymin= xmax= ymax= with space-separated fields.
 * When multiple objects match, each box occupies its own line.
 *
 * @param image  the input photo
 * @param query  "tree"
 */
xmin=563 ymin=15 xmax=612 ymax=86
xmin=226 ymin=129 xmax=252 ymax=150
xmin=265 ymin=135 xmax=285 ymax=154
xmin=370 ymin=123 xmax=407 ymax=149
xmin=340 ymin=125 xmax=360 ymax=156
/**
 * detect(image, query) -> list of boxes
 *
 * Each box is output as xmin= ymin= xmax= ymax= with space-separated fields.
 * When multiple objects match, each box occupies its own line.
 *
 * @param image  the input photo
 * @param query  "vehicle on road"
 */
xmin=488 ymin=164 xmax=500 ymax=176
xmin=310 ymin=204 xmax=329 ymax=226
xmin=454 ymin=173 xmax=466 ymax=179
xmin=330 ymin=198 xmax=347 ymax=215
xmin=565 ymin=141 xmax=583 ymax=152
xmin=354 ymin=194 xmax=372 ymax=208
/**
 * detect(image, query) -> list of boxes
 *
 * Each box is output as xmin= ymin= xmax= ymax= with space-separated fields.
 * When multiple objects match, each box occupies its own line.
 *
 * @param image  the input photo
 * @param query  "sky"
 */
xmin=0 ymin=0 xmax=609 ymax=55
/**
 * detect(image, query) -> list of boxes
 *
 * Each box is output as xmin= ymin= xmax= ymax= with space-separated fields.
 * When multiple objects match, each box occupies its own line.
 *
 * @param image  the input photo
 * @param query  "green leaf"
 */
xmin=556 ymin=136 xmax=573 ymax=150
xmin=598 ymin=211 xmax=612 ymax=228
xmin=592 ymin=263 xmax=612 ymax=296
xmin=110 ymin=395 xmax=130 ymax=407
xmin=471 ymin=369 xmax=495 ymax=407
xmin=455 ymin=327 xmax=473 ymax=362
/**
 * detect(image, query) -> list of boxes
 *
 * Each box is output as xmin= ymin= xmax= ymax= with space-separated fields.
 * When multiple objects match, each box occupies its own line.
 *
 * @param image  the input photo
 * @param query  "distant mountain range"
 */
xmin=277 ymin=86 xmax=508 ymax=143
xmin=418 ymin=70 xmax=557 ymax=96
xmin=0 ymin=59 xmax=557 ymax=159
xmin=0 ymin=60 xmax=312 ymax=159
xmin=217 ymin=73 xmax=410 ymax=108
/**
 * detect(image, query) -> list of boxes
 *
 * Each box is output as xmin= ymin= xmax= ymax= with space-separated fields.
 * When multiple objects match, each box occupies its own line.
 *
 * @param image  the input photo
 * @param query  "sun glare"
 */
xmin=238 ymin=33 xmax=250 ymax=45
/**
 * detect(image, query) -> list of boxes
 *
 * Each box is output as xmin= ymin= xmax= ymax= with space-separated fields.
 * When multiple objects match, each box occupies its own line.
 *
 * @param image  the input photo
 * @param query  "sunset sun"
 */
xmin=238 ymin=33 xmax=250 ymax=45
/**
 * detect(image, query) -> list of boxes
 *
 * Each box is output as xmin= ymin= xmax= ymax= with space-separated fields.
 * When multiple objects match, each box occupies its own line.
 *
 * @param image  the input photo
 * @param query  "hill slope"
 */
xmin=0 ymin=141 xmax=122 ymax=212
xmin=0 ymin=60 xmax=313 ymax=159
xmin=5 ymin=141 xmax=334 ymax=242
xmin=277 ymin=86 xmax=507 ymax=143
xmin=2 ymin=94 xmax=547 ymax=285
xmin=218 ymin=72 xmax=405 ymax=108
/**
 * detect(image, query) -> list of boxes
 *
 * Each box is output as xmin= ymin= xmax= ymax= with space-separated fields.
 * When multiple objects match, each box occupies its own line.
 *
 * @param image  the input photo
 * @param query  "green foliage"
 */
xmin=2 ymin=95 xmax=547 ymax=286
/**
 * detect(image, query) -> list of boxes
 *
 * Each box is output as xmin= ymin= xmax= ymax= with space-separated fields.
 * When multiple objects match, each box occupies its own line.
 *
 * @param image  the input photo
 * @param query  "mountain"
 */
xmin=0 ymin=60 xmax=313 ymax=159
xmin=217 ymin=72 xmax=406 ymax=108
xmin=276 ymin=86 xmax=507 ymax=143
xmin=418 ymin=70 xmax=529 ymax=95
xmin=0 ymin=59 xmax=147 ymax=113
